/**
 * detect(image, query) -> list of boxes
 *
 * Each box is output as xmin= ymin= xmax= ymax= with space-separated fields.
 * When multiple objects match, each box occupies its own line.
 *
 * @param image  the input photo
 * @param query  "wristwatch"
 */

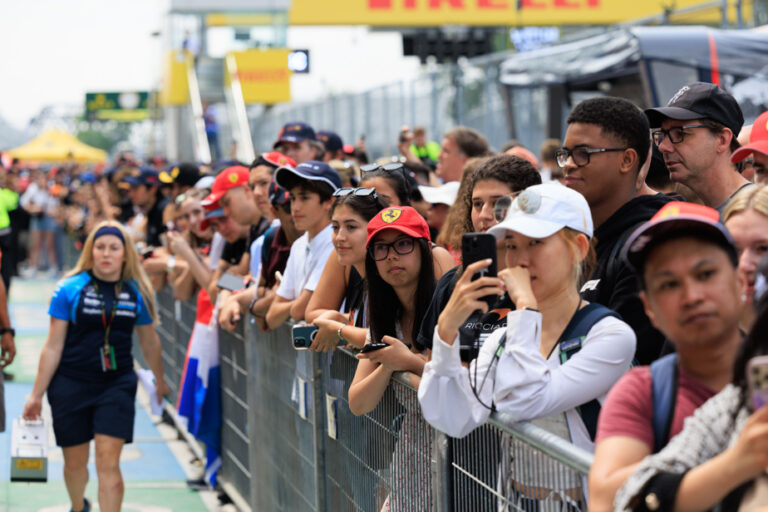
xmin=0 ymin=327 xmax=15 ymax=336
xmin=337 ymin=325 xmax=346 ymax=344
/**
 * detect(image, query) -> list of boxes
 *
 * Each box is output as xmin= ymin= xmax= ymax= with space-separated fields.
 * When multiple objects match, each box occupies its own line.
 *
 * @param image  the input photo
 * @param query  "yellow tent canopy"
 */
xmin=8 ymin=130 xmax=108 ymax=164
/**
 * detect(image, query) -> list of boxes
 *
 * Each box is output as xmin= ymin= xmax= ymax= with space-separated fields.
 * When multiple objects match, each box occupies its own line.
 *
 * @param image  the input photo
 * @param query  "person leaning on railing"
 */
xmin=588 ymin=202 xmax=745 ymax=511
xmin=348 ymin=206 xmax=450 ymax=512
xmin=303 ymin=187 xmax=389 ymax=350
xmin=419 ymin=183 xmax=636 ymax=454
xmin=614 ymin=258 xmax=768 ymax=511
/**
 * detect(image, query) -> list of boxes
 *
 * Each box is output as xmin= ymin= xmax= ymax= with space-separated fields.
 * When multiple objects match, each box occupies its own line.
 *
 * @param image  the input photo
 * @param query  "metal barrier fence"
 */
xmin=149 ymin=288 xmax=595 ymax=512
xmin=247 ymin=52 xmax=549 ymax=161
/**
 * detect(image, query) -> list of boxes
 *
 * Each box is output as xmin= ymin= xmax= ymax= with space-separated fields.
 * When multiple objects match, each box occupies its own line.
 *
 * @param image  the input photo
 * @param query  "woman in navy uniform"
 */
xmin=23 ymin=220 xmax=169 ymax=512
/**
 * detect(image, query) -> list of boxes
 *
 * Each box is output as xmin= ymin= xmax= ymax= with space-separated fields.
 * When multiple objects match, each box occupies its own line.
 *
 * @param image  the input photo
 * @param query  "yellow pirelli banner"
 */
xmin=160 ymin=50 xmax=192 ymax=106
xmin=226 ymin=49 xmax=292 ymax=104
xmin=289 ymin=0 xmax=751 ymax=26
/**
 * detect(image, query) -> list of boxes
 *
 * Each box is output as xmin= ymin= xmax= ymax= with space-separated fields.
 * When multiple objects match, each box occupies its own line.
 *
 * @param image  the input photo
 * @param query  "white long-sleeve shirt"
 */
xmin=418 ymin=308 xmax=636 ymax=453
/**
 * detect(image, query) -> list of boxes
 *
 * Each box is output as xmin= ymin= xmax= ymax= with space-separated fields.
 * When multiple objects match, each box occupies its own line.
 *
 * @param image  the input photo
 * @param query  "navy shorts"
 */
xmin=47 ymin=371 xmax=138 ymax=447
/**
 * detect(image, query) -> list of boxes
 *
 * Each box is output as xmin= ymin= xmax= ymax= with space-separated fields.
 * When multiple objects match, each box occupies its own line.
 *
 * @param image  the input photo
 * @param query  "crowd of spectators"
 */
xmin=4 ymin=80 xmax=768 ymax=510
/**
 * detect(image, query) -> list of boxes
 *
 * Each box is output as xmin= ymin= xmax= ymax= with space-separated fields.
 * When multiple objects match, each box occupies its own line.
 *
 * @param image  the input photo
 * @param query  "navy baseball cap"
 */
xmin=317 ymin=131 xmax=343 ymax=153
xmin=268 ymin=181 xmax=290 ymax=206
xmin=273 ymin=122 xmax=316 ymax=148
xmin=275 ymin=160 xmax=341 ymax=192
xmin=122 ymin=166 xmax=160 ymax=187
xmin=645 ymin=81 xmax=744 ymax=136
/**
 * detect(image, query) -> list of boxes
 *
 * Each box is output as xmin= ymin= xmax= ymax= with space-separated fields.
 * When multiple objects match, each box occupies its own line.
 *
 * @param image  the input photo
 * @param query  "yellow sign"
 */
xmin=226 ymin=49 xmax=292 ymax=105
xmin=16 ymin=459 xmax=43 ymax=470
xmin=289 ymin=0 xmax=750 ymax=26
xmin=160 ymin=50 xmax=192 ymax=106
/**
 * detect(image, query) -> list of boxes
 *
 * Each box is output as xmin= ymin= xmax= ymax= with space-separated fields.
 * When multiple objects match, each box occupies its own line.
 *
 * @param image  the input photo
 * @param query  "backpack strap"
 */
xmin=650 ymin=353 xmax=679 ymax=453
xmin=494 ymin=303 xmax=621 ymax=440
xmin=261 ymin=225 xmax=279 ymax=263
xmin=557 ymin=303 xmax=621 ymax=441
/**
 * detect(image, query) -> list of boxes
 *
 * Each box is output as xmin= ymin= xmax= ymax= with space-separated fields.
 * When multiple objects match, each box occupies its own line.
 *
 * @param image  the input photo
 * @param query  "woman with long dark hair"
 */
xmin=348 ymin=206 xmax=447 ymax=511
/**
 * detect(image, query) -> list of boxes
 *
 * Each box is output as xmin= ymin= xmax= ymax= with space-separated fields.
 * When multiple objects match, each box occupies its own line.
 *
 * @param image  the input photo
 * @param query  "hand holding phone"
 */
xmin=462 ymin=233 xmax=497 ymax=281
xmin=292 ymin=324 xmax=319 ymax=350
xmin=360 ymin=342 xmax=387 ymax=353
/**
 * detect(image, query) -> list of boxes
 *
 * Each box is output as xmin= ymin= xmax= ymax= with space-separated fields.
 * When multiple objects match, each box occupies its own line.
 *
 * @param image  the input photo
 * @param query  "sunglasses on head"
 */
xmin=360 ymin=162 xmax=406 ymax=176
xmin=333 ymin=187 xmax=377 ymax=199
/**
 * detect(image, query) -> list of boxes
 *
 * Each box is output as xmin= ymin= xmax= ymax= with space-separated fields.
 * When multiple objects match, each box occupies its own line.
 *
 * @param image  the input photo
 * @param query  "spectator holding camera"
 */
xmin=419 ymin=184 xmax=636 ymax=457
xmin=589 ymin=202 xmax=744 ymax=510
xmin=418 ymin=154 xmax=542 ymax=362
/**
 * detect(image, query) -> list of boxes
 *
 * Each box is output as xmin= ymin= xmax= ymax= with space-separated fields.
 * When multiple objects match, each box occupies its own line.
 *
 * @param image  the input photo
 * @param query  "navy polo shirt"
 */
xmin=49 ymin=272 xmax=152 ymax=381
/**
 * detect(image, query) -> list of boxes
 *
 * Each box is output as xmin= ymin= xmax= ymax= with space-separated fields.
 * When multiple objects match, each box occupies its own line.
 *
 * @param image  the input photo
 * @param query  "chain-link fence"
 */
xmin=247 ymin=52 xmax=548 ymax=162
xmin=147 ymin=292 xmax=595 ymax=512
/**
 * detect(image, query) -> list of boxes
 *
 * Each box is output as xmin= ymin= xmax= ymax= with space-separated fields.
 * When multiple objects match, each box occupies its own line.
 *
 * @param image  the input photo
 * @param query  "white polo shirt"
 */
xmin=276 ymin=223 xmax=334 ymax=301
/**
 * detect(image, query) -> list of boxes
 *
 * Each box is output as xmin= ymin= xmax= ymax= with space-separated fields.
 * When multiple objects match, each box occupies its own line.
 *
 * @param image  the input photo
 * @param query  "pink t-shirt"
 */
xmin=595 ymin=365 xmax=717 ymax=448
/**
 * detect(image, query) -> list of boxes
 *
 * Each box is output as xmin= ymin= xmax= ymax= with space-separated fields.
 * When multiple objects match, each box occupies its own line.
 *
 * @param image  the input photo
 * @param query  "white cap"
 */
xmin=418 ymin=181 xmax=460 ymax=206
xmin=194 ymin=176 xmax=215 ymax=190
xmin=488 ymin=183 xmax=593 ymax=240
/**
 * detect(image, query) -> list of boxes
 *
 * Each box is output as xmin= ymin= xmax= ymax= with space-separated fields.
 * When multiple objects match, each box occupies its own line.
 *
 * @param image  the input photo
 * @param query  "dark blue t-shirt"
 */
xmin=49 ymin=272 xmax=152 ymax=381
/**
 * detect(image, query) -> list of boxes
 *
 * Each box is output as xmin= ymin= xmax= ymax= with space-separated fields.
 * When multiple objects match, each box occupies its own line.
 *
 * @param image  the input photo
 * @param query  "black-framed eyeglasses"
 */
xmin=369 ymin=237 xmax=415 ymax=261
xmin=555 ymin=147 xmax=628 ymax=167
xmin=651 ymin=124 xmax=708 ymax=146
xmin=333 ymin=187 xmax=378 ymax=198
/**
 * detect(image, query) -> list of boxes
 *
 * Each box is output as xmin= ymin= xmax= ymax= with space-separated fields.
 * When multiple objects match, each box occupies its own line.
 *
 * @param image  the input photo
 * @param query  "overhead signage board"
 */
xmin=289 ymin=0 xmax=750 ymax=26
xmin=85 ymin=92 xmax=151 ymax=122
xmin=226 ymin=49 xmax=292 ymax=104
xmin=170 ymin=0 xmax=290 ymax=13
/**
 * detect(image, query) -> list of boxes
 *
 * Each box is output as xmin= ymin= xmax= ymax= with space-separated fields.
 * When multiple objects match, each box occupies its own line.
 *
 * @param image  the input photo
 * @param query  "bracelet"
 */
xmin=337 ymin=325 xmax=346 ymax=343
xmin=166 ymin=255 xmax=176 ymax=273
xmin=248 ymin=295 xmax=259 ymax=315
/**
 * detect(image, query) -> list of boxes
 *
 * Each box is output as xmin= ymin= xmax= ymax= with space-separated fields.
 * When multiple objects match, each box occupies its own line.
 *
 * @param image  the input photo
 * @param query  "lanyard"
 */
xmin=90 ymin=274 xmax=123 ymax=350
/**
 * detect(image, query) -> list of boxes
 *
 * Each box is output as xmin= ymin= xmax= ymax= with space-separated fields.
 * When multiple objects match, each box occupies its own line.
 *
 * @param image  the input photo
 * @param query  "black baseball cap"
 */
xmin=159 ymin=163 xmax=200 ymax=188
xmin=645 ymin=81 xmax=744 ymax=136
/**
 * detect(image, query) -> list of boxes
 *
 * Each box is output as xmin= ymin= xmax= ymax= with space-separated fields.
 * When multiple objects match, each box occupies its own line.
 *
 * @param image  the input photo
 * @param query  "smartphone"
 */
xmin=292 ymin=324 xmax=319 ymax=350
xmin=142 ymin=246 xmax=156 ymax=259
xmin=360 ymin=342 xmax=388 ymax=353
xmin=462 ymin=233 xmax=498 ymax=280
xmin=217 ymin=272 xmax=247 ymax=292
xmin=748 ymin=355 xmax=768 ymax=410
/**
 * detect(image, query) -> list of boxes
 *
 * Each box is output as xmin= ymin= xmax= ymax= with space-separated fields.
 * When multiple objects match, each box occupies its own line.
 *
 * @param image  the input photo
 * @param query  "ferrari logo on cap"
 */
xmin=658 ymin=205 xmax=680 ymax=219
xmin=171 ymin=167 xmax=180 ymax=178
xmin=381 ymin=208 xmax=402 ymax=223
xmin=228 ymin=173 xmax=238 ymax=184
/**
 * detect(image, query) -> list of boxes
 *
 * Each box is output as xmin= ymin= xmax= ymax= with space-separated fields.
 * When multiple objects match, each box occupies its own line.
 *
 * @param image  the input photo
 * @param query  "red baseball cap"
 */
xmin=254 ymin=152 xmax=296 ymax=170
xmin=621 ymin=201 xmax=737 ymax=272
xmin=202 ymin=166 xmax=249 ymax=207
xmin=366 ymin=206 xmax=431 ymax=248
xmin=732 ymin=110 xmax=768 ymax=163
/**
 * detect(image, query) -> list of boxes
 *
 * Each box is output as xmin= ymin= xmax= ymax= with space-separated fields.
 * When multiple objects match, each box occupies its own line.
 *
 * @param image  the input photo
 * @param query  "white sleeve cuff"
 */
xmin=430 ymin=329 xmax=464 ymax=375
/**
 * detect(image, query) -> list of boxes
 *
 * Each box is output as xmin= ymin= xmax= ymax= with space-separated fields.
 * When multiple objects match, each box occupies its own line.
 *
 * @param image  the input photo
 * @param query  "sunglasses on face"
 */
xmin=333 ymin=187 xmax=377 ymax=198
xmin=369 ymin=237 xmax=415 ymax=261
xmin=555 ymin=146 xmax=627 ymax=167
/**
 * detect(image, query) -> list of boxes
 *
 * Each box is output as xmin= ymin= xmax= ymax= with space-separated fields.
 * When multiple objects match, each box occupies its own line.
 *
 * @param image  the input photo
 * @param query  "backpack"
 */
xmin=496 ymin=303 xmax=620 ymax=440
xmin=649 ymin=353 xmax=679 ymax=453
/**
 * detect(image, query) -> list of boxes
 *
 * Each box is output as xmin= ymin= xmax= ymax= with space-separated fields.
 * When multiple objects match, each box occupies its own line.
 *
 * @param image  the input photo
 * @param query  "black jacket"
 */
xmin=580 ymin=194 xmax=675 ymax=365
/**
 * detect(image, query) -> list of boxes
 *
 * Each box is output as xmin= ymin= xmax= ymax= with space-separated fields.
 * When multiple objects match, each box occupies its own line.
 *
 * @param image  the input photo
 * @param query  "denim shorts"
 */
xmin=47 ymin=371 xmax=138 ymax=447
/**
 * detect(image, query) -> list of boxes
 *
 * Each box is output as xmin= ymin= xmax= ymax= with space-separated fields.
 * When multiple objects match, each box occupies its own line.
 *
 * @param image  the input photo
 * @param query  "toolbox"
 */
xmin=10 ymin=418 xmax=48 ymax=482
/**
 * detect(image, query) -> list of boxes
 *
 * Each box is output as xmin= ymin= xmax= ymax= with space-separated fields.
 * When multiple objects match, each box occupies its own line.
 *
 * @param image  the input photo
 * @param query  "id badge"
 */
xmin=100 ymin=346 xmax=117 ymax=372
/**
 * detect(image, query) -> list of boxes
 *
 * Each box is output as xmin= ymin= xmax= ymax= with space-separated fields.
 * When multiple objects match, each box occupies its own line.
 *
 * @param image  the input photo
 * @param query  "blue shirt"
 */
xmin=49 ymin=271 xmax=152 ymax=381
